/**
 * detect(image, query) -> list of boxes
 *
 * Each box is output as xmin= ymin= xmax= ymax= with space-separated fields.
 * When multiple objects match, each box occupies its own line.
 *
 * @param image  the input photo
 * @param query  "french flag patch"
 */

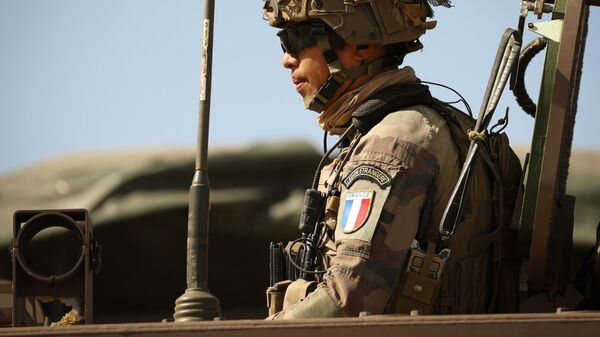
xmin=341 ymin=191 xmax=374 ymax=233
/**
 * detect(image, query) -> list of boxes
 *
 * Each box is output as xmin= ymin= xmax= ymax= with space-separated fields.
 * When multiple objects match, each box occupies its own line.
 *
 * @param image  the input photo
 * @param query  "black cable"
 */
xmin=311 ymin=126 xmax=356 ymax=190
xmin=442 ymin=99 xmax=463 ymax=105
xmin=326 ymin=132 xmax=362 ymax=196
xmin=286 ymin=238 xmax=327 ymax=275
xmin=490 ymin=107 xmax=510 ymax=134
xmin=421 ymin=80 xmax=474 ymax=118
xmin=513 ymin=37 xmax=547 ymax=117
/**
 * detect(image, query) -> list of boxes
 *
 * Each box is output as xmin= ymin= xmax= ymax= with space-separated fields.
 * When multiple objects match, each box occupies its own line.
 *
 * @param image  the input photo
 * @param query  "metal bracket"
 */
xmin=521 ymin=0 xmax=554 ymax=19
xmin=528 ymin=19 xmax=564 ymax=42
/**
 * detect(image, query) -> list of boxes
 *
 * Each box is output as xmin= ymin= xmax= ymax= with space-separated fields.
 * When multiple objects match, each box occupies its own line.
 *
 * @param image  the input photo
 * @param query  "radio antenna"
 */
xmin=173 ymin=0 xmax=221 ymax=321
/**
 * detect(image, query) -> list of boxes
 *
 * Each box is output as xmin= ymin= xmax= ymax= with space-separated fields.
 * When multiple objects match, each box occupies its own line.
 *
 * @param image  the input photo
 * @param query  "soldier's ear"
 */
xmin=353 ymin=44 xmax=384 ymax=62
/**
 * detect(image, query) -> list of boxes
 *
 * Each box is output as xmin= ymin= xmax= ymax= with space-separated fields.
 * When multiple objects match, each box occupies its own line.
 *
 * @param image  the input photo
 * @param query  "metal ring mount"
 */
xmin=13 ymin=211 xmax=85 ymax=284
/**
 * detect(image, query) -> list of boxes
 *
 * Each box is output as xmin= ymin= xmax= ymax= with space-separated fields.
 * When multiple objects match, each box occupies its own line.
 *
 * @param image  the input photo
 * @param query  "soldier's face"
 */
xmin=282 ymin=44 xmax=330 ymax=101
xmin=282 ymin=43 xmax=366 ymax=106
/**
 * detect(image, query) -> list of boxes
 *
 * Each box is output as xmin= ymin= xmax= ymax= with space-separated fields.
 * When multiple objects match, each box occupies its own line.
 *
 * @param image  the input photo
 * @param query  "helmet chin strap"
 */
xmin=306 ymin=22 xmax=403 ymax=112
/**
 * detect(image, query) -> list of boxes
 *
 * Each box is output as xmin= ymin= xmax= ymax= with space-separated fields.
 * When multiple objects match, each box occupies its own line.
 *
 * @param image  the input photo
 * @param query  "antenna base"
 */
xmin=173 ymin=287 xmax=220 ymax=321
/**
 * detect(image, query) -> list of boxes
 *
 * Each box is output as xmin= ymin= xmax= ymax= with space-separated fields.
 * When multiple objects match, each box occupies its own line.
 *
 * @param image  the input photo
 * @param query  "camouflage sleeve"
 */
xmin=273 ymin=108 xmax=440 ymax=319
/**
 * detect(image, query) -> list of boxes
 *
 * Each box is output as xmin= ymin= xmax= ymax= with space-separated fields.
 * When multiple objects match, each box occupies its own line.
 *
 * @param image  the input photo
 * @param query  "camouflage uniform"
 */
xmin=273 ymin=88 xmax=495 ymax=319
xmin=263 ymin=0 xmax=510 ymax=319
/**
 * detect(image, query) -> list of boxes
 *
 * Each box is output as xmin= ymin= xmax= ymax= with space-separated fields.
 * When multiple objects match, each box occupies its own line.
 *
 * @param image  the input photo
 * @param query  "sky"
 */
xmin=0 ymin=0 xmax=598 ymax=174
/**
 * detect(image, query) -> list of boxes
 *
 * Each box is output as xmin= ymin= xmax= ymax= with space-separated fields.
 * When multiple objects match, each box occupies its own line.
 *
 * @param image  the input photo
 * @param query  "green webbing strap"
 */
xmin=309 ymin=23 xmax=345 ymax=111
xmin=312 ymin=24 xmax=344 ymax=75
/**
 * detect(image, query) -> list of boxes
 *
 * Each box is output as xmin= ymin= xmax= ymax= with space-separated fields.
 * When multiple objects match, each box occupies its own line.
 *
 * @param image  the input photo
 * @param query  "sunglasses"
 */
xmin=277 ymin=24 xmax=318 ymax=57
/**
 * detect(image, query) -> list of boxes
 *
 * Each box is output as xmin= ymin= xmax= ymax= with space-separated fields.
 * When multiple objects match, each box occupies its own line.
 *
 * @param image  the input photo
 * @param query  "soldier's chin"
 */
xmin=303 ymin=94 xmax=318 ymax=112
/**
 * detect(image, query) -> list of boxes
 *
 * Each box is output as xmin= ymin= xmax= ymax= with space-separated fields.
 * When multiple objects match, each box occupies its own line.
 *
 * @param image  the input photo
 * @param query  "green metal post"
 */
xmin=519 ymin=0 xmax=589 ymax=294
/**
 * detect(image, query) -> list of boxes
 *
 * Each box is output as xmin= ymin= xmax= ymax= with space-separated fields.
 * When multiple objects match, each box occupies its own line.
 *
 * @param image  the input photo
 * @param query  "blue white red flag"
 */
xmin=341 ymin=191 xmax=374 ymax=233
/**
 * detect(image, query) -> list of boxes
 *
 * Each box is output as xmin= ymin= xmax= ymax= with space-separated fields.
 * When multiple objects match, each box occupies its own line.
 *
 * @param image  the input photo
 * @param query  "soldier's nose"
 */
xmin=282 ymin=52 xmax=298 ymax=69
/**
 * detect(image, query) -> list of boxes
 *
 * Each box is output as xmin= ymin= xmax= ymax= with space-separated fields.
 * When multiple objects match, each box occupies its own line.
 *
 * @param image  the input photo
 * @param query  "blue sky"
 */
xmin=0 ymin=1 xmax=598 ymax=174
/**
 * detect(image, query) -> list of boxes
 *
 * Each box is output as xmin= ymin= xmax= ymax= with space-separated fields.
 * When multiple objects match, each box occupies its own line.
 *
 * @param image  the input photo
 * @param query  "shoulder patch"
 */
xmin=343 ymin=165 xmax=392 ymax=189
xmin=341 ymin=191 xmax=374 ymax=233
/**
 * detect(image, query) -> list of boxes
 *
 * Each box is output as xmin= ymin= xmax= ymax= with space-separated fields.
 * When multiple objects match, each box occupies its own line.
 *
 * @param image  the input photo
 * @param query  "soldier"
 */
xmin=263 ymin=0 xmax=521 ymax=319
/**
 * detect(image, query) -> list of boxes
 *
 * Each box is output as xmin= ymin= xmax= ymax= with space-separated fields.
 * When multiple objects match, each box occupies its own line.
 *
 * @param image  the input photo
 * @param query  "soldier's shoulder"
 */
xmin=363 ymin=104 xmax=450 ymax=149
xmin=348 ymin=105 xmax=450 ymax=173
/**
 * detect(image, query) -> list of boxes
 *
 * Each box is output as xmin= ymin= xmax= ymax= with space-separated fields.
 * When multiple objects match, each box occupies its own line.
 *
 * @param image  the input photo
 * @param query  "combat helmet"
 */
xmin=263 ymin=0 xmax=451 ymax=111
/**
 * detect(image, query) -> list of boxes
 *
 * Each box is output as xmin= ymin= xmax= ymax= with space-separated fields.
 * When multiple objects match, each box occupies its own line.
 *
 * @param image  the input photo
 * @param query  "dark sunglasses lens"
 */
xmin=278 ymin=32 xmax=296 ymax=55
xmin=277 ymin=25 xmax=316 ymax=56
xmin=279 ymin=42 xmax=288 ymax=54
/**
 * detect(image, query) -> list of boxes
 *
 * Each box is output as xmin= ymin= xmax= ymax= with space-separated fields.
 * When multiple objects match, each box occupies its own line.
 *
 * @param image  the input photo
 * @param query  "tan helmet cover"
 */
xmin=263 ymin=0 xmax=437 ymax=46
